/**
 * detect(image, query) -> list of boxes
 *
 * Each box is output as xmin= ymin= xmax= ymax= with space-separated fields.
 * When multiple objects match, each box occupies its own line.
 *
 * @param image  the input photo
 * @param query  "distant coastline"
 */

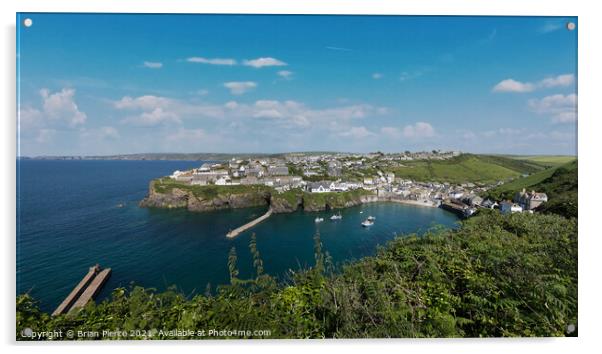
xmin=17 ymin=152 xmax=577 ymax=162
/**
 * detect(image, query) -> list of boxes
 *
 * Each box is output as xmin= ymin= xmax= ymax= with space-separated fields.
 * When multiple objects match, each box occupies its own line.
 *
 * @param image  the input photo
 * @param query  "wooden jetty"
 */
xmin=226 ymin=208 xmax=273 ymax=238
xmin=52 ymin=264 xmax=112 ymax=316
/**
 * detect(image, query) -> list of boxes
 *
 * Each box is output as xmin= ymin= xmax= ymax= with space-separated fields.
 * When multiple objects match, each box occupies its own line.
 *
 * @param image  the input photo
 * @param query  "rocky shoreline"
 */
xmin=139 ymin=180 xmax=270 ymax=212
xmin=139 ymin=180 xmax=381 ymax=213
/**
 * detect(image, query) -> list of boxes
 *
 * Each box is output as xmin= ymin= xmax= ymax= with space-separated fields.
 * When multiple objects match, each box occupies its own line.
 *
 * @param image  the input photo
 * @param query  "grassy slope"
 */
xmin=513 ymin=155 xmax=576 ymax=167
xmin=388 ymin=154 xmax=547 ymax=184
xmin=483 ymin=165 xmax=563 ymax=200
xmin=484 ymin=160 xmax=578 ymax=218
xmin=534 ymin=161 xmax=578 ymax=218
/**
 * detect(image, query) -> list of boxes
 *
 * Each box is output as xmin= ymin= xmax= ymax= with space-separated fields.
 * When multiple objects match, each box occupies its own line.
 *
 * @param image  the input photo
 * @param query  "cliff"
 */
xmin=140 ymin=179 xmax=378 ymax=213
xmin=301 ymin=191 xmax=378 ymax=212
xmin=139 ymin=179 xmax=270 ymax=212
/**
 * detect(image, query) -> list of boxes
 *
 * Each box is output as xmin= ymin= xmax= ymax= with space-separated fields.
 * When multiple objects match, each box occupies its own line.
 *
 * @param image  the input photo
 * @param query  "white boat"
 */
xmin=315 ymin=217 xmax=324 ymax=223
xmin=367 ymin=216 xmax=376 ymax=221
xmin=330 ymin=213 xmax=342 ymax=220
xmin=361 ymin=219 xmax=374 ymax=227
xmin=359 ymin=211 xmax=364 ymax=214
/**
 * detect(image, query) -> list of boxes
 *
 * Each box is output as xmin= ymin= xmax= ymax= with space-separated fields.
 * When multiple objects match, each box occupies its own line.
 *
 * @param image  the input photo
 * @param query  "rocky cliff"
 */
xmin=139 ymin=180 xmax=270 ymax=212
xmin=140 ymin=179 xmax=379 ymax=213
xmin=302 ymin=193 xmax=379 ymax=212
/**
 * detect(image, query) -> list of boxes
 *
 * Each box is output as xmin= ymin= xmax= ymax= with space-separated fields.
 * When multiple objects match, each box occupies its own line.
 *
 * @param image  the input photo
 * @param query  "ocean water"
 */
xmin=16 ymin=160 xmax=459 ymax=312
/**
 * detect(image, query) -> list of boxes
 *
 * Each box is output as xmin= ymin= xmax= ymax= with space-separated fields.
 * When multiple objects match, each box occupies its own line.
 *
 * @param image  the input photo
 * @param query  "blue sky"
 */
xmin=17 ymin=14 xmax=577 ymax=156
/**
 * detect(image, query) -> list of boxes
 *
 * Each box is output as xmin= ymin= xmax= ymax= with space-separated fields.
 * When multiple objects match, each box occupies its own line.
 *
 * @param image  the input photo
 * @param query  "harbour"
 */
xmin=17 ymin=160 xmax=459 ymax=313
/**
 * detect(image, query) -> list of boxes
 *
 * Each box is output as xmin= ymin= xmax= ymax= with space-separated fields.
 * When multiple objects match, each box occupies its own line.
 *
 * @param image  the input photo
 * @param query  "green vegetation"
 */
xmin=485 ymin=160 xmax=577 ymax=218
xmin=510 ymin=155 xmax=577 ymax=168
xmin=272 ymin=188 xmax=304 ymax=206
xmin=153 ymin=178 xmax=271 ymax=199
xmin=387 ymin=154 xmax=547 ymax=184
xmin=302 ymin=189 xmax=375 ymax=210
xmin=533 ymin=161 xmax=578 ymax=218
xmin=17 ymin=208 xmax=577 ymax=339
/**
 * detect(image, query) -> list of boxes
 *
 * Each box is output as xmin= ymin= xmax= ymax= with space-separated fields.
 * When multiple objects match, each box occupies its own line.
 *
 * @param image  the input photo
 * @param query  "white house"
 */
xmin=170 ymin=170 xmax=183 ymax=179
xmin=500 ymin=201 xmax=523 ymax=214
xmin=386 ymin=172 xmax=395 ymax=184
xmin=308 ymin=182 xmax=331 ymax=193
xmin=215 ymin=176 xmax=231 ymax=186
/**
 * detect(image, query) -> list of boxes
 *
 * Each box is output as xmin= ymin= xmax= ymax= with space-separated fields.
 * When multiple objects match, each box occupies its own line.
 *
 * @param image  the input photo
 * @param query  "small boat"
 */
xmin=361 ymin=219 xmax=374 ymax=227
xmin=330 ymin=213 xmax=342 ymax=220
xmin=315 ymin=217 xmax=324 ymax=223
xmin=367 ymin=216 xmax=376 ymax=221
xmin=359 ymin=211 xmax=364 ymax=214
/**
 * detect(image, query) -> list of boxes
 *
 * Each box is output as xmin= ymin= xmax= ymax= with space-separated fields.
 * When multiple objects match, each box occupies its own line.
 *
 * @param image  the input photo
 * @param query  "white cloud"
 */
xmin=492 ymin=79 xmax=535 ymax=93
xmin=552 ymin=111 xmax=578 ymax=123
xmin=402 ymin=122 xmax=436 ymax=138
xmin=381 ymin=122 xmax=436 ymax=139
xmin=166 ymin=128 xmax=207 ymax=142
xmin=19 ymin=106 xmax=43 ymax=130
xmin=528 ymin=94 xmax=577 ymax=123
xmin=143 ymin=61 xmax=163 ymax=69
xmin=493 ymin=74 xmax=575 ymax=93
xmin=399 ymin=70 xmax=425 ymax=82
xmin=243 ymin=57 xmax=287 ymax=68
xmin=338 ymin=126 xmax=376 ymax=139
xmin=114 ymin=95 xmax=222 ymax=126
xmin=114 ymin=95 xmax=173 ymax=111
xmin=539 ymin=74 xmax=575 ymax=88
xmin=38 ymin=88 xmax=87 ymax=127
xmin=325 ymin=46 xmax=352 ymax=52
xmin=224 ymin=81 xmax=257 ymax=95
xmin=123 ymin=108 xmax=181 ymax=126
xmin=99 ymin=126 xmax=120 ymax=140
xmin=277 ymin=70 xmax=293 ymax=79
xmin=372 ymin=73 xmax=383 ymax=80
xmin=539 ymin=21 xmax=564 ymax=34
xmin=186 ymin=57 xmax=237 ymax=65
xmin=35 ymin=129 xmax=56 ymax=143
xmin=80 ymin=126 xmax=120 ymax=141
xmin=113 ymin=94 xmax=387 ymax=131
xmin=18 ymin=88 xmax=87 ymax=147
xmin=380 ymin=126 xmax=401 ymax=138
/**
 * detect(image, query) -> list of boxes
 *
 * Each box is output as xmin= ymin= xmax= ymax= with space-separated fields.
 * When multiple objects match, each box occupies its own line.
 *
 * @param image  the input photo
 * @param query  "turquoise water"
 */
xmin=17 ymin=160 xmax=459 ymax=312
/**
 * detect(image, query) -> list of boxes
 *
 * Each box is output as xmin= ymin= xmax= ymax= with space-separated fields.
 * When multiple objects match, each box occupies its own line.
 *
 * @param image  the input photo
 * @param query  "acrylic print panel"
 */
xmin=16 ymin=13 xmax=577 ymax=340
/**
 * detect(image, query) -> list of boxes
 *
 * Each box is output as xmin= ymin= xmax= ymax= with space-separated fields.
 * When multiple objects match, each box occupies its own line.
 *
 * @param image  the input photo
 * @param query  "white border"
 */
xmin=2 ymin=1 xmax=600 ymax=353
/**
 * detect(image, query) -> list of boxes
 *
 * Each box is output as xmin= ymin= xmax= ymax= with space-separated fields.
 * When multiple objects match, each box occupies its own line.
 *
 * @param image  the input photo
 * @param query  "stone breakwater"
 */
xmin=139 ymin=180 xmax=380 ymax=213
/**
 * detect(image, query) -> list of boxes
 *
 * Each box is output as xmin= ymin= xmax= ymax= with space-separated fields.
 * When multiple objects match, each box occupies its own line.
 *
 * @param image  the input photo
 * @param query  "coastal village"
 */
xmin=166 ymin=151 xmax=548 ymax=220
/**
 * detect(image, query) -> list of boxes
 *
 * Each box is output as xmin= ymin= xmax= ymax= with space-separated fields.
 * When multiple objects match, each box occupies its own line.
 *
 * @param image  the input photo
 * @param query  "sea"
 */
xmin=16 ymin=159 xmax=459 ymax=312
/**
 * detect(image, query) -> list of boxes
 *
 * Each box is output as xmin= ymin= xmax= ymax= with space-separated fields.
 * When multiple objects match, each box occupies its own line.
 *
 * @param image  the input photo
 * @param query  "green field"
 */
xmin=386 ymin=154 xmax=547 ymax=185
xmin=507 ymin=155 xmax=576 ymax=167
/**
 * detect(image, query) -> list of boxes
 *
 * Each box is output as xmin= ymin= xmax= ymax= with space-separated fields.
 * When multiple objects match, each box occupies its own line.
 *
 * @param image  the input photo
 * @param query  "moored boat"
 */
xmin=330 ymin=213 xmax=342 ymax=220
xmin=315 ymin=217 xmax=324 ymax=223
xmin=361 ymin=219 xmax=374 ymax=227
